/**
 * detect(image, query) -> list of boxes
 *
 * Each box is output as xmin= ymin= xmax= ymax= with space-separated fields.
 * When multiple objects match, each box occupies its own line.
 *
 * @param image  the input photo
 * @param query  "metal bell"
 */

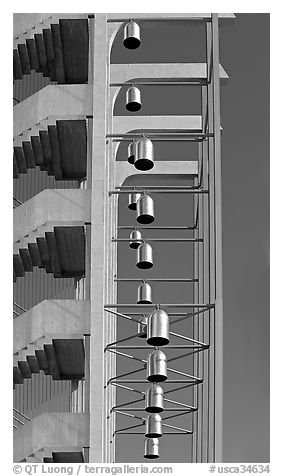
xmin=128 ymin=192 xmax=142 ymax=211
xmin=144 ymin=438 xmax=159 ymax=459
xmin=147 ymin=349 xmax=167 ymax=382
xmin=147 ymin=308 xmax=169 ymax=346
xmin=137 ymin=281 xmax=152 ymax=304
xmin=127 ymin=141 xmax=137 ymax=164
xmin=135 ymin=138 xmax=154 ymax=171
xmin=145 ymin=413 xmax=162 ymax=438
xmin=145 ymin=384 xmax=164 ymax=413
xmin=136 ymin=193 xmax=155 ymax=224
xmin=123 ymin=20 xmax=141 ymax=50
xmin=126 ymin=86 xmax=141 ymax=112
xmin=136 ymin=242 xmax=153 ymax=269
xmin=137 ymin=315 xmax=148 ymax=338
xmin=129 ymin=229 xmax=142 ymax=249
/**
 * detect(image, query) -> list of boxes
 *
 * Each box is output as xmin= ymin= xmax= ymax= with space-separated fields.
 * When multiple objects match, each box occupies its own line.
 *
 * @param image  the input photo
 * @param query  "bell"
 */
xmin=147 ymin=309 xmax=169 ymax=346
xmin=137 ymin=281 xmax=152 ymax=304
xmin=137 ymin=315 xmax=148 ymax=338
xmin=145 ymin=384 xmax=164 ymax=413
xmin=129 ymin=229 xmax=142 ymax=249
xmin=136 ymin=193 xmax=155 ymax=224
xmin=126 ymin=86 xmax=141 ymax=112
xmin=127 ymin=141 xmax=137 ymax=164
xmin=145 ymin=414 xmax=162 ymax=438
xmin=123 ymin=20 xmax=141 ymax=50
xmin=147 ymin=349 xmax=167 ymax=382
xmin=137 ymin=242 xmax=153 ymax=269
xmin=128 ymin=192 xmax=142 ymax=211
xmin=135 ymin=138 xmax=154 ymax=171
xmin=144 ymin=437 xmax=159 ymax=459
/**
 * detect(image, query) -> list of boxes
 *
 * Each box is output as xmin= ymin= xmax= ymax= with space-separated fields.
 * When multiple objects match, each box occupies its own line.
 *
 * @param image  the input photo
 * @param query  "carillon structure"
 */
xmin=13 ymin=13 xmax=234 ymax=463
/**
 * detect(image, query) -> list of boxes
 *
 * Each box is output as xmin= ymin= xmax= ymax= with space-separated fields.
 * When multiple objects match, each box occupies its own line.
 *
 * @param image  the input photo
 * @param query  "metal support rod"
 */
xmin=111 ymin=397 xmax=145 ymax=411
xmin=107 ymin=367 xmax=144 ymax=384
xmin=170 ymin=307 xmax=211 ymax=325
xmin=110 ymin=138 xmax=205 ymax=142
xmin=114 ymin=422 xmax=145 ymax=434
xmin=106 ymin=132 xmax=212 ymax=139
xmin=164 ymin=398 xmax=197 ymax=410
xmin=104 ymin=303 xmax=214 ymax=308
xmin=163 ymin=422 xmax=192 ymax=434
xmin=169 ymin=330 xmax=207 ymax=346
xmin=111 ymin=382 xmax=144 ymax=396
xmin=113 ymin=407 xmax=195 ymax=412
xmin=109 ymin=189 xmax=209 ymax=195
xmin=167 ymin=347 xmax=207 ymax=364
xmin=116 ymin=185 xmax=201 ymax=190
xmin=104 ymin=308 xmax=141 ymax=324
xmin=106 ymin=345 xmax=203 ymax=350
xmin=106 ymin=333 xmax=140 ymax=348
xmin=107 ymin=16 xmax=212 ymax=22
xmin=110 ymin=81 xmax=207 ymax=87
xmin=164 ymin=383 xmax=197 ymax=395
xmin=117 ymin=226 xmax=196 ymax=230
xmin=115 ymin=410 xmax=143 ymax=421
xmin=115 ymin=432 xmax=192 ymax=435
xmin=106 ymin=349 xmax=145 ymax=365
xmin=110 ymin=380 xmax=203 ymax=385
xmin=112 ymin=238 xmax=203 ymax=243
xmin=114 ymin=278 xmax=198 ymax=283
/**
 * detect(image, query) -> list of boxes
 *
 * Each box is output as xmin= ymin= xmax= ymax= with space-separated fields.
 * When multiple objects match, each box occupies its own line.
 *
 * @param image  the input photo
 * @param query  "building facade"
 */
xmin=13 ymin=13 xmax=234 ymax=463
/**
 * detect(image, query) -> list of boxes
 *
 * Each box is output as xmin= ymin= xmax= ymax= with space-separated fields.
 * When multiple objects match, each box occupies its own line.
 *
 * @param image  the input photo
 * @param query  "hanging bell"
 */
xmin=147 ymin=308 xmax=169 ymax=346
xmin=123 ymin=20 xmax=141 ymax=50
xmin=128 ymin=192 xmax=142 ymax=211
xmin=145 ymin=384 xmax=164 ymax=413
xmin=136 ymin=193 xmax=155 ymax=224
xmin=147 ymin=349 xmax=167 ymax=382
xmin=137 ymin=242 xmax=153 ymax=269
xmin=135 ymin=138 xmax=154 ymax=171
xmin=137 ymin=281 xmax=152 ymax=304
xmin=127 ymin=141 xmax=137 ymax=164
xmin=126 ymin=86 xmax=141 ymax=112
xmin=145 ymin=413 xmax=162 ymax=438
xmin=129 ymin=229 xmax=142 ymax=249
xmin=137 ymin=315 xmax=148 ymax=338
xmin=144 ymin=437 xmax=159 ymax=459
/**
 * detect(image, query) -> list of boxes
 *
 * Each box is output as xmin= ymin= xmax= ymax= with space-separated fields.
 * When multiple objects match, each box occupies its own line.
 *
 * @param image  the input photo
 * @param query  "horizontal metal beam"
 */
xmin=114 ymin=278 xmax=198 ymax=283
xmin=109 ymin=189 xmax=209 ymax=195
xmin=110 ymin=380 xmax=203 ymax=385
xmin=117 ymin=226 xmax=196 ymax=230
xmin=107 ymin=13 xmax=235 ymax=21
xmin=111 ymin=80 xmax=207 ymax=87
xmin=112 ymin=408 xmax=194 ymax=412
xmin=104 ymin=303 xmax=214 ymax=308
xmin=112 ymin=238 xmax=203 ymax=243
xmin=106 ymin=345 xmax=203 ymax=350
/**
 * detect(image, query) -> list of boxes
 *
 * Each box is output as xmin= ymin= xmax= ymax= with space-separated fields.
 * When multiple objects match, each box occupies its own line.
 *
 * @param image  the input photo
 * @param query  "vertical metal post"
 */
xmin=211 ymin=13 xmax=224 ymax=463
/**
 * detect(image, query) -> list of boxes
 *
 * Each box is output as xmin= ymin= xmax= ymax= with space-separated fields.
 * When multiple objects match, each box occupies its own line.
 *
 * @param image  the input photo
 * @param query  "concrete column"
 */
xmin=89 ymin=13 xmax=109 ymax=463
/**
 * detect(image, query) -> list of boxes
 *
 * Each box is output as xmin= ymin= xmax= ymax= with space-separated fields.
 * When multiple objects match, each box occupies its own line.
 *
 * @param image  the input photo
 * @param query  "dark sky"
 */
xmin=112 ymin=14 xmax=269 ymax=463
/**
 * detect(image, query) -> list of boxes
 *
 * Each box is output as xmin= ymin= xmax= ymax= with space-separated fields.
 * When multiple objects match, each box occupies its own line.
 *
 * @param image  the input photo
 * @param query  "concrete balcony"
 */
xmin=13 ymin=299 xmax=90 ymax=385
xmin=13 ymin=17 xmax=89 ymax=84
xmin=14 ymin=412 xmax=89 ymax=462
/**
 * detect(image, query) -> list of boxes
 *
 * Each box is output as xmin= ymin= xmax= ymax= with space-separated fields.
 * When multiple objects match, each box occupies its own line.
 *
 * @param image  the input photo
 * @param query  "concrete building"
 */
xmin=13 ymin=12 xmax=243 ymax=463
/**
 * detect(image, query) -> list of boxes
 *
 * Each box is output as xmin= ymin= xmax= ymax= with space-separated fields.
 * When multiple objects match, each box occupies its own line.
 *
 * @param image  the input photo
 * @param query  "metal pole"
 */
xmin=211 ymin=13 xmax=224 ymax=463
xmin=109 ymin=189 xmax=209 ymax=195
xmin=112 ymin=238 xmax=203 ymax=243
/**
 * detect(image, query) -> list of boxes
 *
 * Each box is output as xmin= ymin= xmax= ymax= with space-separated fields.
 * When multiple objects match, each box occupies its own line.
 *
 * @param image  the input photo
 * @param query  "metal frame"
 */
xmin=88 ymin=12 xmax=224 ymax=463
